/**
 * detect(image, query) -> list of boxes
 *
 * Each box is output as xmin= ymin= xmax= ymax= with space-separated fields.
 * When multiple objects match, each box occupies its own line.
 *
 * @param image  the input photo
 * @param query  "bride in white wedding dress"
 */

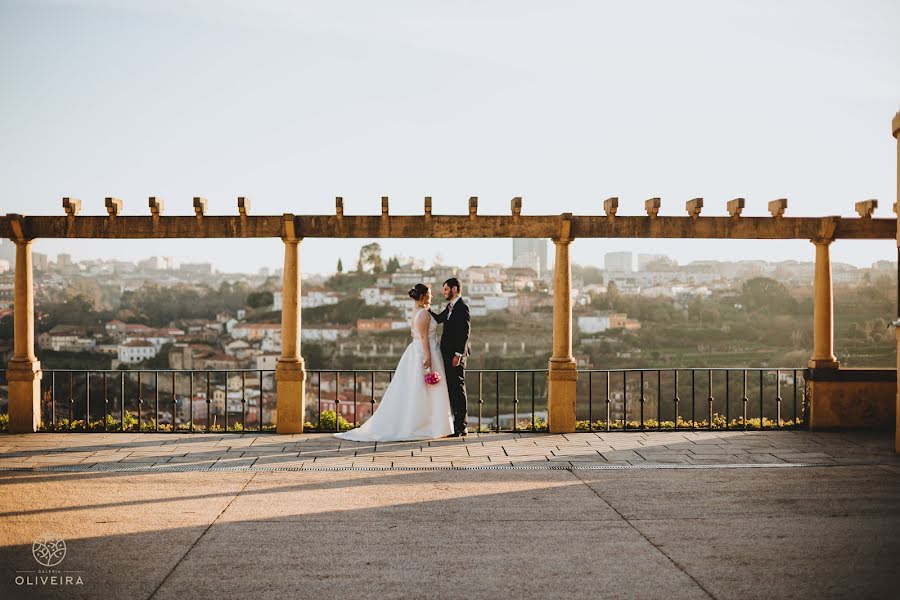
xmin=334 ymin=284 xmax=455 ymax=442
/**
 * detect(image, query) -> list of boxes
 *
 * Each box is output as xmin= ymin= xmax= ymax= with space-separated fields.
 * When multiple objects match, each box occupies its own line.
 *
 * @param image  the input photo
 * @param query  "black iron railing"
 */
xmin=581 ymin=368 xmax=806 ymax=431
xmin=0 ymin=367 xmax=806 ymax=433
xmin=0 ymin=369 xmax=276 ymax=432
xmin=304 ymin=368 xmax=547 ymax=433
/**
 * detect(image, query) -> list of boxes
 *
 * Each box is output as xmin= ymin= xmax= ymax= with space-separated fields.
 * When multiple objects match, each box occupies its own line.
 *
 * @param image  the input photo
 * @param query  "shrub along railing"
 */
xmin=0 ymin=367 xmax=806 ymax=433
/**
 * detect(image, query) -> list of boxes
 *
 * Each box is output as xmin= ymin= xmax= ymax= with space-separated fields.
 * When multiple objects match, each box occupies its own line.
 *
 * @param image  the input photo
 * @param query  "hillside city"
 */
xmin=0 ymin=238 xmax=894 ymax=427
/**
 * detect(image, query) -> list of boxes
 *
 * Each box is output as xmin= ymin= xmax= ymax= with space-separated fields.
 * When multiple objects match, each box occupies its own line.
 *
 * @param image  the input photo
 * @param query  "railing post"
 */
xmin=547 ymin=214 xmax=577 ymax=433
xmin=5 ymin=222 xmax=42 ymax=433
xmin=275 ymin=214 xmax=306 ymax=434
xmin=893 ymin=110 xmax=900 ymax=454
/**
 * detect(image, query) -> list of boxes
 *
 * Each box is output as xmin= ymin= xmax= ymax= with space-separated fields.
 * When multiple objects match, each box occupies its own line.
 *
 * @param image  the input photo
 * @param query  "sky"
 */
xmin=1 ymin=0 xmax=898 ymax=275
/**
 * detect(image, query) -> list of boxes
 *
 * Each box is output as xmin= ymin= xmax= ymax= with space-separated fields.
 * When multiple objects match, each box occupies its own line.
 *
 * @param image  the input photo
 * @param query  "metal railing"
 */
xmin=581 ymin=368 xmax=806 ymax=431
xmin=304 ymin=368 xmax=547 ymax=433
xmin=0 ymin=369 xmax=277 ymax=432
xmin=0 ymin=367 xmax=806 ymax=433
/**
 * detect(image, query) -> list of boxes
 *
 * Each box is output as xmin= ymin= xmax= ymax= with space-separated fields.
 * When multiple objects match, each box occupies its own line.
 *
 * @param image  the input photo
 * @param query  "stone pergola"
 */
xmin=2 ymin=112 xmax=898 ymax=445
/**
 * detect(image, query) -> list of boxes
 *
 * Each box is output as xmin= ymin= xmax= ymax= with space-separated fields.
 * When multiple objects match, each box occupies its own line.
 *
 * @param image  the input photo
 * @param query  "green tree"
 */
xmin=305 ymin=298 xmax=395 ymax=324
xmin=607 ymin=281 xmax=619 ymax=299
xmin=385 ymin=256 xmax=401 ymax=274
xmin=572 ymin=265 xmax=604 ymax=285
xmin=63 ymin=278 xmax=106 ymax=310
xmin=39 ymin=294 xmax=99 ymax=331
xmin=247 ymin=291 xmax=274 ymax=309
xmin=337 ymin=258 xmax=344 ymax=273
xmin=117 ymin=282 xmax=251 ymax=327
xmin=741 ymin=277 xmax=797 ymax=314
xmin=358 ymin=243 xmax=384 ymax=274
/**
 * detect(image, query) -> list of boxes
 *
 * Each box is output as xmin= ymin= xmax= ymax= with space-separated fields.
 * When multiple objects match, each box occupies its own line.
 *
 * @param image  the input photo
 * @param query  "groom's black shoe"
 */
xmin=449 ymin=428 xmax=468 ymax=438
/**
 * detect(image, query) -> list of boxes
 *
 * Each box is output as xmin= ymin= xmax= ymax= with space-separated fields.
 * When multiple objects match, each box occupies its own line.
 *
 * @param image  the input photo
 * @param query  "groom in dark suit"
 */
xmin=430 ymin=277 xmax=471 ymax=437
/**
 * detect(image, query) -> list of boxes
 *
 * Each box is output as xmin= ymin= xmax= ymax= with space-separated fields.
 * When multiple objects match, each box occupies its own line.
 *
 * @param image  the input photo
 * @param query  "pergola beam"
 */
xmin=0 ymin=214 xmax=894 ymax=241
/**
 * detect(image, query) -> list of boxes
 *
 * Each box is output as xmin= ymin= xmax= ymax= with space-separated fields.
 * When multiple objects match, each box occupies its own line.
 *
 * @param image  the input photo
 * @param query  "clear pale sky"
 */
xmin=1 ymin=0 xmax=898 ymax=274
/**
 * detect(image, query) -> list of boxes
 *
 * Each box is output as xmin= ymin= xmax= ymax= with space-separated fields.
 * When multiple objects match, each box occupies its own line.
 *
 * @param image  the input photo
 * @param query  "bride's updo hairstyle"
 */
xmin=407 ymin=283 xmax=429 ymax=302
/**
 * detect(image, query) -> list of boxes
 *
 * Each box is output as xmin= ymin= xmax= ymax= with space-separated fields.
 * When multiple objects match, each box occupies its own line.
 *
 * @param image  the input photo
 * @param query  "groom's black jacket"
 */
xmin=431 ymin=298 xmax=471 ymax=367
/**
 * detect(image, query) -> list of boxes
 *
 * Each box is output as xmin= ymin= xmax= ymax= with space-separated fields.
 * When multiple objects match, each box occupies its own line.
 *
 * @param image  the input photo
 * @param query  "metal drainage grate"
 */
xmin=0 ymin=461 xmax=879 ymax=473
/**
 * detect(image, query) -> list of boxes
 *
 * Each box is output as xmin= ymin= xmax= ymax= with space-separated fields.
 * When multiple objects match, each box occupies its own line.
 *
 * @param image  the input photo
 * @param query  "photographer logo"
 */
xmin=12 ymin=532 xmax=85 ymax=588
xmin=32 ymin=533 xmax=66 ymax=567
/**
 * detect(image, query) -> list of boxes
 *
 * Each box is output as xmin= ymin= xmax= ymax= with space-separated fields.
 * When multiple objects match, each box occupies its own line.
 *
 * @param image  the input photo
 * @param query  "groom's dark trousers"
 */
xmin=431 ymin=299 xmax=471 ymax=434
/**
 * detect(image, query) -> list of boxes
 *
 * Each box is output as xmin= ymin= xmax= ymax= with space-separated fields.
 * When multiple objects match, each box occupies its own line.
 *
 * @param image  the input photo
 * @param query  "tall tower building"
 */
xmin=604 ymin=251 xmax=633 ymax=274
xmin=512 ymin=239 xmax=548 ymax=277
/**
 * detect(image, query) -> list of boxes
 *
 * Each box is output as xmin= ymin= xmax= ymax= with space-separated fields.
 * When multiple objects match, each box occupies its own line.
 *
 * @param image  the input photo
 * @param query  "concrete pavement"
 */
xmin=0 ymin=431 xmax=898 ymax=599
xmin=0 ymin=429 xmax=897 ymax=470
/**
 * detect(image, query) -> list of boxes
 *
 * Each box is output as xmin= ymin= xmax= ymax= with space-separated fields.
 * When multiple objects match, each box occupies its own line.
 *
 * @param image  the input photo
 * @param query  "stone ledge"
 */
xmin=805 ymin=367 xmax=895 ymax=382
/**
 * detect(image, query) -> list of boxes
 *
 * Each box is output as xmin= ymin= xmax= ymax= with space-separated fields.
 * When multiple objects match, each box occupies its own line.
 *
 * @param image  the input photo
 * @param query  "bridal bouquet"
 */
xmin=424 ymin=368 xmax=441 ymax=386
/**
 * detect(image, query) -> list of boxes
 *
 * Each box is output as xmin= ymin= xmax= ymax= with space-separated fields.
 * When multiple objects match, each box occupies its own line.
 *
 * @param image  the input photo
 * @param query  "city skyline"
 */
xmin=1 ymin=237 xmax=892 ymax=279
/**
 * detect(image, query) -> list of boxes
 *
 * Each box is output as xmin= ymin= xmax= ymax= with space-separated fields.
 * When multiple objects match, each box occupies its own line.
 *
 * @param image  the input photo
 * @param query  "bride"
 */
xmin=334 ymin=283 xmax=455 ymax=441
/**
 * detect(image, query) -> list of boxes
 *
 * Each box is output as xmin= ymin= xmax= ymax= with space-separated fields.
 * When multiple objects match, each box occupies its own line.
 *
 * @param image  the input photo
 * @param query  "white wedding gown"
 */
xmin=334 ymin=308 xmax=455 ymax=441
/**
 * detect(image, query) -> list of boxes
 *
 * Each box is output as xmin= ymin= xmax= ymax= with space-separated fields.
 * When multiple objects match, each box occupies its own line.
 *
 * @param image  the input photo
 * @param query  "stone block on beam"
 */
xmin=645 ymin=198 xmax=661 ymax=218
xmin=854 ymin=199 xmax=877 ymax=219
xmin=511 ymin=197 xmax=522 ymax=216
xmin=105 ymin=197 xmax=123 ymax=218
xmin=686 ymin=198 xmax=703 ymax=219
xmin=62 ymin=197 xmax=81 ymax=217
xmin=424 ymin=196 xmax=432 ymax=217
xmin=149 ymin=197 xmax=164 ymax=218
xmin=769 ymin=198 xmax=787 ymax=219
xmin=727 ymin=198 xmax=745 ymax=218
xmin=604 ymin=197 xmax=618 ymax=219
xmin=469 ymin=197 xmax=478 ymax=218
xmin=381 ymin=196 xmax=389 ymax=217
xmin=193 ymin=197 xmax=208 ymax=218
xmin=238 ymin=197 xmax=251 ymax=217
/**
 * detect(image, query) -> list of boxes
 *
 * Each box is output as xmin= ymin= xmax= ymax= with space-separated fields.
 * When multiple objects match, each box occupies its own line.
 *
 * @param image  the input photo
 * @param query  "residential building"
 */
xmin=360 ymin=285 xmax=394 ymax=306
xmin=231 ymin=323 xmax=282 ymax=342
xmin=301 ymin=325 xmax=354 ymax=342
xmin=468 ymin=281 xmax=503 ymax=296
xmin=357 ymin=318 xmax=408 ymax=332
xmin=301 ymin=286 xmax=341 ymax=308
xmin=118 ymin=339 xmax=158 ymax=363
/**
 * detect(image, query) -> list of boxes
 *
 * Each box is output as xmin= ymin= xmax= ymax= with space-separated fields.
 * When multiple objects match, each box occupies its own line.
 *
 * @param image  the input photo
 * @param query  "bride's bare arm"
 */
xmin=415 ymin=310 xmax=432 ymax=370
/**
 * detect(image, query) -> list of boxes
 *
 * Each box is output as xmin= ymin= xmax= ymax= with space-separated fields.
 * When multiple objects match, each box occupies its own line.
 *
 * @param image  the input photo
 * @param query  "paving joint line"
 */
xmin=569 ymin=468 xmax=717 ymax=600
xmin=0 ymin=460 xmax=882 ymax=473
xmin=147 ymin=471 xmax=256 ymax=600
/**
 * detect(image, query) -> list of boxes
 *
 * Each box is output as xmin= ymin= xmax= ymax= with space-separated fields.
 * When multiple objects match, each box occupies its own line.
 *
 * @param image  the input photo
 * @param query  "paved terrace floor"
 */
xmin=0 ymin=430 xmax=898 ymax=599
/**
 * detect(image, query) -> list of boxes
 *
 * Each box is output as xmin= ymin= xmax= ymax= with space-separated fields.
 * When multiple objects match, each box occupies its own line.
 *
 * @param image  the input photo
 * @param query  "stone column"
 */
xmin=548 ymin=236 xmax=577 ymax=433
xmin=808 ymin=239 xmax=839 ymax=369
xmin=275 ymin=215 xmax=306 ymax=434
xmin=6 ymin=237 xmax=42 ymax=432
xmin=892 ymin=110 xmax=900 ymax=453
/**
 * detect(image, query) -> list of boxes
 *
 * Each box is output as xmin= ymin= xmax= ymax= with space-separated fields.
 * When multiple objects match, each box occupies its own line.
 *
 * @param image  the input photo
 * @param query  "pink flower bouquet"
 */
xmin=424 ymin=370 xmax=442 ymax=386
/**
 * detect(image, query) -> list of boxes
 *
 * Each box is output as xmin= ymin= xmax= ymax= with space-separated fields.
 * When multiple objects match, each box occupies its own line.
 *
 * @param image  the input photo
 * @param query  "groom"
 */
xmin=430 ymin=277 xmax=471 ymax=437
